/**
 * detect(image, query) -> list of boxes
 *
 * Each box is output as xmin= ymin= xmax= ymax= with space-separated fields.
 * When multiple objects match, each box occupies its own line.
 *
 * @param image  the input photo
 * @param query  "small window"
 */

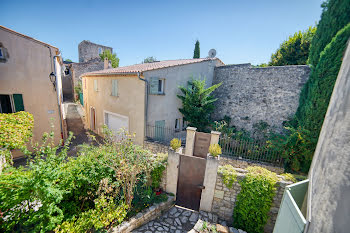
xmin=111 ymin=79 xmax=118 ymax=96
xmin=0 ymin=48 xmax=4 ymax=59
xmin=0 ymin=94 xmax=24 ymax=113
xmin=182 ymin=119 xmax=187 ymax=131
xmin=94 ymin=79 xmax=98 ymax=92
xmin=175 ymin=118 xmax=181 ymax=131
xmin=64 ymin=68 xmax=70 ymax=75
xmin=98 ymin=47 xmax=103 ymax=54
xmin=150 ymin=77 xmax=165 ymax=95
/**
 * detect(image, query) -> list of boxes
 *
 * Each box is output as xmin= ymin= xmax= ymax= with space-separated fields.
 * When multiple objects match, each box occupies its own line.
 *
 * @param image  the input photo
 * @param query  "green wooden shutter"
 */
xmin=155 ymin=120 xmax=165 ymax=140
xmin=94 ymin=79 xmax=98 ymax=91
xmin=149 ymin=77 xmax=159 ymax=94
xmin=13 ymin=94 xmax=24 ymax=112
xmin=112 ymin=80 xmax=118 ymax=96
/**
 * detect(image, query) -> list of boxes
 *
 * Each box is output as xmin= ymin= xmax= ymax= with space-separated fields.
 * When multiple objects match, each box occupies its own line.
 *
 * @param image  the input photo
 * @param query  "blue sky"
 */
xmin=1 ymin=0 xmax=323 ymax=66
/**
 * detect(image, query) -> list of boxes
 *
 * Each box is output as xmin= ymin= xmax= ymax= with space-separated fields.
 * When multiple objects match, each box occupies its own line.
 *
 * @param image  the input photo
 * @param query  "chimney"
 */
xmin=104 ymin=57 xmax=109 ymax=69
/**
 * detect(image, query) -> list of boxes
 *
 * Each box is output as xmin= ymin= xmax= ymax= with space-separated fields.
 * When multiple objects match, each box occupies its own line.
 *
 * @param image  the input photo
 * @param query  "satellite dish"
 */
xmin=208 ymin=49 xmax=217 ymax=58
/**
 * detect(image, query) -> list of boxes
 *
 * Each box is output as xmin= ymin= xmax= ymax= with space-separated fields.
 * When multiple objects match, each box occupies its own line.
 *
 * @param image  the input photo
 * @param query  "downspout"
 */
xmin=47 ymin=46 xmax=64 ymax=141
xmin=137 ymin=72 xmax=148 ymax=142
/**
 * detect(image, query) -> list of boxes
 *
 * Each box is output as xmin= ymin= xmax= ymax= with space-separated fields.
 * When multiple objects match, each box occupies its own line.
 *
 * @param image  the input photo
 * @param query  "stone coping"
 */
xmin=108 ymin=195 xmax=175 ymax=233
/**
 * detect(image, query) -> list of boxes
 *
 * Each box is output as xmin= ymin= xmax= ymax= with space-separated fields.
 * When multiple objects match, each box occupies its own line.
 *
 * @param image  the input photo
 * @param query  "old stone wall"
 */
xmin=78 ymin=40 xmax=113 ymax=63
xmin=212 ymin=64 xmax=310 ymax=136
xmin=212 ymin=170 xmax=291 ymax=232
xmin=71 ymin=58 xmax=104 ymax=91
xmin=144 ymin=140 xmax=170 ymax=154
xmin=219 ymin=155 xmax=284 ymax=174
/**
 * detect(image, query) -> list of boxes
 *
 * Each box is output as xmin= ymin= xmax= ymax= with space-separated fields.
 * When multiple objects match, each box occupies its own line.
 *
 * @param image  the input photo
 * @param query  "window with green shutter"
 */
xmin=13 ymin=94 xmax=24 ymax=112
xmin=149 ymin=77 xmax=165 ymax=95
xmin=111 ymin=79 xmax=118 ymax=96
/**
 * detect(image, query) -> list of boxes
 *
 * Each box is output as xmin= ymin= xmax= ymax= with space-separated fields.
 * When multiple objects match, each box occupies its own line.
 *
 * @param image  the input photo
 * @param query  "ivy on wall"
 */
xmin=218 ymin=165 xmax=237 ymax=189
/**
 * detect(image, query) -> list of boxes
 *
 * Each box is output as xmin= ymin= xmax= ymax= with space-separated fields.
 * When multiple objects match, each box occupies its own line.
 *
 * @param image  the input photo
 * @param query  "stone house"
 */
xmin=0 ymin=25 xmax=67 ymax=157
xmin=81 ymin=58 xmax=224 ymax=144
xmin=61 ymin=40 xmax=113 ymax=100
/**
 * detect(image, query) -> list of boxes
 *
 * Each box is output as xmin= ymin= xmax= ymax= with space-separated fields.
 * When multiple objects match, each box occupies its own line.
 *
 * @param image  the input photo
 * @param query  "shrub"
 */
xmin=170 ymin=138 xmax=181 ymax=151
xmin=281 ymin=173 xmax=297 ymax=183
xmin=150 ymin=153 xmax=168 ymax=189
xmin=218 ymin=165 xmax=237 ymax=188
xmin=209 ymin=144 xmax=221 ymax=157
xmin=233 ymin=166 xmax=278 ymax=233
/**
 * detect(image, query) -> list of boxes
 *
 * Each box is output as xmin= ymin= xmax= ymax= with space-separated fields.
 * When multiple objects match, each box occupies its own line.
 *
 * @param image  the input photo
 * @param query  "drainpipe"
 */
xmin=137 ymin=72 xmax=148 ymax=141
xmin=48 ymin=46 xmax=64 ymax=141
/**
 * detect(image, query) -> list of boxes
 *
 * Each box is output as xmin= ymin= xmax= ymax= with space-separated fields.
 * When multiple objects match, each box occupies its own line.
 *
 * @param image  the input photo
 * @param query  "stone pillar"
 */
xmin=166 ymin=149 xmax=180 ymax=197
xmin=210 ymin=131 xmax=221 ymax=145
xmin=185 ymin=127 xmax=197 ymax=156
xmin=199 ymin=155 xmax=220 ymax=212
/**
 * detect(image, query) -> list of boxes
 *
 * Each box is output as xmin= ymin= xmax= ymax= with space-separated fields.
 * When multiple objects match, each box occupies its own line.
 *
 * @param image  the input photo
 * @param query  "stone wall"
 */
xmin=71 ymin=58 xmax=104 ymax=92
xmin=144 ymin=140 xmax=170 ymax=154
xmin=211 ymin=169 xmax=291 ymax=232
xmin=109 ymin=195 xmax=175 ymax=233
xmin=219 ymin=156 xmax=284 ymax=174
xmin=78 ymin=40 xmax=113 ymax=63
xmin=212 ymin=64 xmax=310 ymax=136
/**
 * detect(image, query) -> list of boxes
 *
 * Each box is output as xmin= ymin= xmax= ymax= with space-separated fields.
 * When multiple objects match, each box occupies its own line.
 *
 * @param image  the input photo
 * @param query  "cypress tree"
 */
xmin=193 ymin=40 xmax=200 ymax=59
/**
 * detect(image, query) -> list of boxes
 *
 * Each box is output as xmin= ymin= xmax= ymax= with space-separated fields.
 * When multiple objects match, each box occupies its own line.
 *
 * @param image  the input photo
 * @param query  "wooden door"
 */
xmin=176 ymin=154 xmax=206 ymax=211
xmin=90 ymin=107 xmax=96 ymax=130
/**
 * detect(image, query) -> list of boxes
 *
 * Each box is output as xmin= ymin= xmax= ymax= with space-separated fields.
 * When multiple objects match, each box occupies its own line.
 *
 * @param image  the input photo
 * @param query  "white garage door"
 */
xmin=104 ymin=112 xmax=129 ymax=136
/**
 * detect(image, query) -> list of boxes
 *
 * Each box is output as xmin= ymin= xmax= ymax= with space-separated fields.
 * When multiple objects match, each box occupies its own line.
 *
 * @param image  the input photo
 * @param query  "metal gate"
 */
xmin=176 ymin=154 xmax=206 ymax=210
xmin=193 ymin=132 xmax=211 ymax=158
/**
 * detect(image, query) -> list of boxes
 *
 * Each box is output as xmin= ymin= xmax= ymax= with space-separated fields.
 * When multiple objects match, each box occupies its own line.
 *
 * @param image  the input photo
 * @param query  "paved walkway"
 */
xmin=132 ymin=206 xmax=227 ymax=233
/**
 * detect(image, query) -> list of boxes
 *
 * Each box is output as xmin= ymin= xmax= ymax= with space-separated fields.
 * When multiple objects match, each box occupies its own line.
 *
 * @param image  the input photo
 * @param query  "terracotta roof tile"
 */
xmin=82 ymin=58 xmax=223 ymax=76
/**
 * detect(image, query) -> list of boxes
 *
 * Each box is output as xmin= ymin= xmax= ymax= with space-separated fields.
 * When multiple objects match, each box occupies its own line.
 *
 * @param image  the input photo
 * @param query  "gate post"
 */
xmin=200 ymin=155 xmax=220 ymax=212
xmin=166 ymin=149 xmax=180 ymax=197
xmin=210 ymin=131 xmax=221 ymax=145
xmin=185 ymin=127 xmax=197 ymax=156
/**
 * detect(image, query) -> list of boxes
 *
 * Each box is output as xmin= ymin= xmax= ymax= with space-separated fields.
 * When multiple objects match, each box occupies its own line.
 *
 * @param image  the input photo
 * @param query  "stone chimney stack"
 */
xmin=104 ymin=57 xmax=109 ymax=69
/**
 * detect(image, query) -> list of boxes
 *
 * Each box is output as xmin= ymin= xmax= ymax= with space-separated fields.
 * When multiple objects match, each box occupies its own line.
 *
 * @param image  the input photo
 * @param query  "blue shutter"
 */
xmin=150 ymin=77 xmax=159 ymax=94
xmin=112 ymin=80 xmax=118 ymax=96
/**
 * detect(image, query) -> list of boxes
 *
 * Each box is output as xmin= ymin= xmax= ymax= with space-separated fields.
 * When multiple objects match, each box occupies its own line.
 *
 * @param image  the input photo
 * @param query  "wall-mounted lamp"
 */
xmin=49 ymin=72 xmax=56 ymax=89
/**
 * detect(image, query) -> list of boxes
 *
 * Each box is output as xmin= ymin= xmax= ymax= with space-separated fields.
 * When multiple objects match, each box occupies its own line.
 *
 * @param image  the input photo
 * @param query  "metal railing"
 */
xmin=219 ymin=137 xmax=283 ymax=166
xmin=145 ymin=125 xmax=186 ymax=145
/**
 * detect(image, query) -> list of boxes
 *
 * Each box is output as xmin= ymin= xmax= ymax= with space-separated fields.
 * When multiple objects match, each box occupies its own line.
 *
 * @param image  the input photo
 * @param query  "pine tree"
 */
xmin=193 ymin=40 xmax=200 ymax=59
xmin=177 ymin=78 xmax=221 ymax=132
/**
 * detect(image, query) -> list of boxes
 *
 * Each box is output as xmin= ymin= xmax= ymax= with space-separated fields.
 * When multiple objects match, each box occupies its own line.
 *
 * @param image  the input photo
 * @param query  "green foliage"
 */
xmin=281 ymin=173 xmax=297 ymax=183
xmin=170 ymin=138 xmax=181 ymax=151
xmin=209 ymin=144 xmax=221 ymax=157
xmin=177 ymin=78 xmax=222 ymax=132
xmin=269 ymin=26 xmax=316 ymax=66
xmin=64 ymin=59 xmax=72 ymax=62
xmin=233 ymin=166 xmax=278 ymax=233
xmin=56 ymin=196 xmax=128 ymax=233
xmin=218 ymin=165 xmax=237 ymax=188
xmin=268 ymin=126 xmax=316 ymax=172
xmin=290 ymin=24 xmax=350 ymax=172
xmin=308 ymin=0 xmax=350 ymax=67
xmin=99 ymin=50 xmax=120 ymax=68
xmin=193 ymin=40 xmax=200 ymax=58
xmin=150 ymin=153 xmax=168 ymax=189
xmin=0 ymin=111 xmax=34 ymax=150
xmin=143 ymin=56 xmax=157 ymax=63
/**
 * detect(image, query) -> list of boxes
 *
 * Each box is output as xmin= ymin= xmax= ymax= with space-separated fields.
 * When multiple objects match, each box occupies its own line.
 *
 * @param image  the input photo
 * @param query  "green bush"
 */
xmin=281 ymin=173 xmax=297 ymax=183
xmin=170 ymin=138 xmax=181 ymax=151
xmin=150 ymin=153 xmax=168 ymax=189
xmin=209 ymin=144 xmax=222 ymax=157
xmin=218 ymin=165 xmax=237 ymax=188
xmin=269 ymin=26 xmax=316 ymax=66
xmin=308 ymin=0 xmax=350 ymax=67
xmin=233 ymin=166 xmax=278 ymax=233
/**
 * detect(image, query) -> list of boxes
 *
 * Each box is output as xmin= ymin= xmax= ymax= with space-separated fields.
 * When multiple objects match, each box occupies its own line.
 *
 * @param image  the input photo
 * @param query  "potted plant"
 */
xmin=208 ymin=143 xmax=222 ymax=159
xmin=170 ymin=138 xmax=181 ymax=152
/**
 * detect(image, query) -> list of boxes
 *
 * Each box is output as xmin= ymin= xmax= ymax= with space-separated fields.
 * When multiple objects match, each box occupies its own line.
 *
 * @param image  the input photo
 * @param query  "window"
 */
xmin=98 ymin=47 xmax=103 ymax=54
xmin=94 ymin=79 xmax=98 ymax=92
xmin=111 ymin=79 xmax=118 ymax=96
xmin=0 ymin=48 xmax=4 ymax=59
xmin=175 ymin=118 xmax=181 ymax=131
xmin=182 ymin=119 xmax=187 ymax=131
xmin=150 ymin=77 xmax=165 ymax=95
xmin=64 ymin=67 xmax=70 ymax=75
xmin=0 ymin=94 xmax=24 ymax=113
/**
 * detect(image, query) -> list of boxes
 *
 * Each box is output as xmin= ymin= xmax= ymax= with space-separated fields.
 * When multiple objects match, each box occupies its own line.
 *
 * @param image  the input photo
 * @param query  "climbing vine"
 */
xmin=233 ymin=166 xmax=278 ymax=233
xmin=218 ymin=165 xmax=237 ymax=188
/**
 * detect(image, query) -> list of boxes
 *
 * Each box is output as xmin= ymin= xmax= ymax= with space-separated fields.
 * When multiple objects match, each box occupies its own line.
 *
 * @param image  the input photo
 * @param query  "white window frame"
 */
xmin=158 ymin=78 xmax=165 ymax=94
xmin=103 ymin=110 xmax=129 ymax=134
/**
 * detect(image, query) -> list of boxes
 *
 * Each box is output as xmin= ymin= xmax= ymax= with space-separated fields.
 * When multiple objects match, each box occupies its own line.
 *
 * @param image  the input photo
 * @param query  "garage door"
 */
xmin=105 ymin=112 xmax=129 ymax=137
